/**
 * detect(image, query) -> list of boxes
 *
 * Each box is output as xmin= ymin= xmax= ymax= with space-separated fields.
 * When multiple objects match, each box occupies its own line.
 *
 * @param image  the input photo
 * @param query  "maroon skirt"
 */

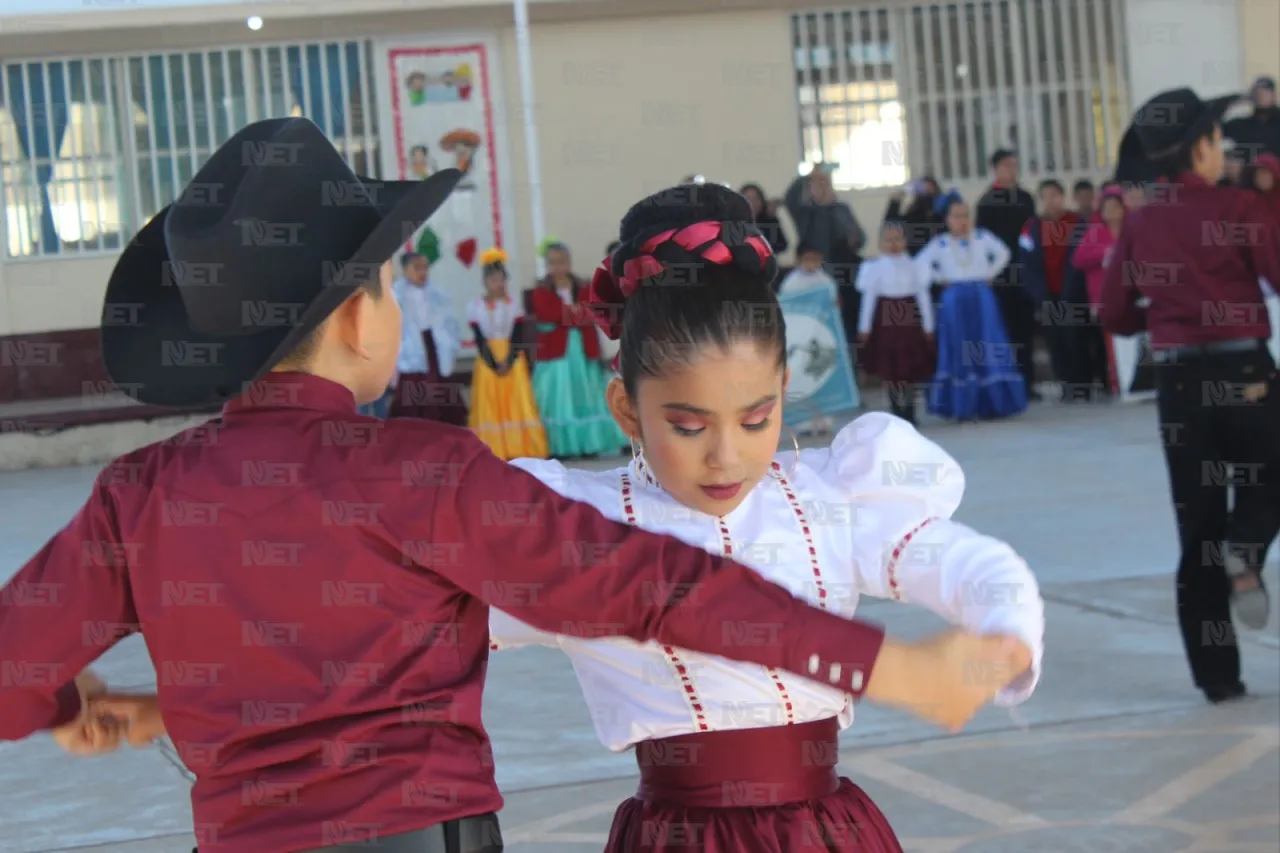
xmin=605 ymin=719 xmax=903 ymax=853
xmin=389 ymin=331 xmax=469 ymax=426
xmin=862 ymin=297 xmax=936 ymax=383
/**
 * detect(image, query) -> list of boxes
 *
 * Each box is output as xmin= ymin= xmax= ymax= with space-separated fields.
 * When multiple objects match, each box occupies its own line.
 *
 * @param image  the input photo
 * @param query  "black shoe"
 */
xmin=1203 ymin=682 xmax=1248 ymax=704
xmin=1028 ymin=389 xmax=1045 ymax=402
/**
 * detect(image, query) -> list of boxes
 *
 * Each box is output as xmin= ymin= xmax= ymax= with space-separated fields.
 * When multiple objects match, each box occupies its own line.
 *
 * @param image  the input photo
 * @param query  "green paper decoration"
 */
xmin=416 ymin=227 xmax=441 ymax=265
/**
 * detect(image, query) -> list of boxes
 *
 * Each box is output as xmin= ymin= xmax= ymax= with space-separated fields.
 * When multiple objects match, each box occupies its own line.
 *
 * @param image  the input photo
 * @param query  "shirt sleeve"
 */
xmin=981 ymin=229 xmax=1013 ymax=278
xmin=1097 ymin=220 xmax=1145 ymax=336
xmin=1243 ymin=193 xmax=1280 ymax=288
xmin=915 ymin=240 xmax=943 ymax=284
xmin=915 ymin=264 xmax=936 ymax=333
xmin=399 ymin=438 xmax=887 ymax=698
xmin=856 ymin=263 xmax=878 ymax=334
xmin=0 ymin=470 xmax=139 ymax=739
xmin=802 ymin=414 xmax=1044 ymax=704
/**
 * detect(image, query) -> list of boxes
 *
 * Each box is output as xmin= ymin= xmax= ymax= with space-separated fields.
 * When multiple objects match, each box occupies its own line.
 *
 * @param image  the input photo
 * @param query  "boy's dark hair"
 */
xmin=1073 ymin=179 xmax=1095 ymax=193
xmin=989 ymin=148 xmax=1016 ymax=168
xmin=1037 ymin=178 xmax=1065 ymax=194
xmin=610 ymin=184 xmax=784 ymax=397
xmin=1156 ymin=126 xmax=1220 ymax=178
xmin=605 ymin=240 xmax=622 ymax=256
xmin=795 ymin=241 xmax=824 ymax=258
xmin=401 ymin=252 xmax=425 ymax=270
xmin=410 ymin=145 xmax=427 ymax=156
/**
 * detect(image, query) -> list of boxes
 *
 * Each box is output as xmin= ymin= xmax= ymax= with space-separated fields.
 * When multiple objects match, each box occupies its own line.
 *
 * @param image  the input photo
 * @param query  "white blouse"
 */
xmin=490 ymin=413 xmax=1045 ymax=752
xmin=465 ymin=296 xmax=521 ymax=341
xmin=916 ymin=229 xmax=1012 ymax=286
xmin=856 ymin=254 xmax=936 ymax=334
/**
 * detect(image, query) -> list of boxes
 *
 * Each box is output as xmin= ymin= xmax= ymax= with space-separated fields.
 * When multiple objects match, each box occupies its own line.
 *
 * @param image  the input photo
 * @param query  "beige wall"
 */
xmin=1239 ymin=0 xmax=1280 ymax=86
xmin=494 ymin=9 xmax=799 ymax=280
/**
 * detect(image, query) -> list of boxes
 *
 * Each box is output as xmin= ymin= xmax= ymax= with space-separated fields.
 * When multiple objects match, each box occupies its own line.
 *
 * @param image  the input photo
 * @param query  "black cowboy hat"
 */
xmin=102 ymin=117 xmax=461 ymax=408
xmin=1114 ymin=87 xmax=1241 ymax=180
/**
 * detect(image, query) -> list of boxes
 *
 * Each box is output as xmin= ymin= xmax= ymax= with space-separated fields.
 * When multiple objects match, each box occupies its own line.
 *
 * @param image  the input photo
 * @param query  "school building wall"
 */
xmin=0 ymin=0 xmax=1272 ymax=347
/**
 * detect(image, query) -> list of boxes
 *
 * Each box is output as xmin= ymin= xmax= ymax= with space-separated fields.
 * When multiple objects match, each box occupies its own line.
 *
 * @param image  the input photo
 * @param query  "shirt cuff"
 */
xmin=49 ymin=681 xmax=83 ymax=730
xmin=792 ymin=613 xmax=886 ymax=700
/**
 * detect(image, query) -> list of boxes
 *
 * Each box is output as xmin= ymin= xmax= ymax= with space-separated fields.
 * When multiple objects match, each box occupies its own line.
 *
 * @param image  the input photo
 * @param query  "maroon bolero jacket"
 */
xmin=0 ymin=372 xmax=885 ymax=853
xmin=530 ymin=279 xmax=601 ymax=362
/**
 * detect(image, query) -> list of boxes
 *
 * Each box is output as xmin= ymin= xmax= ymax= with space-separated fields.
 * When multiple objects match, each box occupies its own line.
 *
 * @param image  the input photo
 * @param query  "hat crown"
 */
xmin=163 ymin=117 xmax=383 ymax=337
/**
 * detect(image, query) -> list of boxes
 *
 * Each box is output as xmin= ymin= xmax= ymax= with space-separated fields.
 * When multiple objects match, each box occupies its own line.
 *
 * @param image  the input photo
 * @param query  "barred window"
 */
xmin=0 ymin=41 xmax=381 ymax=259
xmin=793 ymin=0 xmax=1131 ymax=188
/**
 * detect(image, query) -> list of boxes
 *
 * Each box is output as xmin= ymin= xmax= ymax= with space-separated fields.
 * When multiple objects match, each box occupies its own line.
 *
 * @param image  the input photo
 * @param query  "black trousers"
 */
xmin=1155 ymin=343 xmax=1280 ymax=690
xmin=1042 ymin=298 xmax=1108 ymax=400
xmin=994 ymin=285 xmax=1037 ymax=393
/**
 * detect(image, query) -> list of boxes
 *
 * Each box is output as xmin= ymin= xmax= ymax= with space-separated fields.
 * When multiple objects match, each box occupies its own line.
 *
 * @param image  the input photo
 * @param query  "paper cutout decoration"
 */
xmin=415 ymin=226 xmax=441 ymax=265
xmin=440 ymin=128 xmax=482 ymax=175
xmin=456 ymin=237 xmax=478 ymax=268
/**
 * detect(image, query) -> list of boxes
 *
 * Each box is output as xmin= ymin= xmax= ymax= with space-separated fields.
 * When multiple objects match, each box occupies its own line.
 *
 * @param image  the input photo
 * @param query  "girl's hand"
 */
xmin=857 ymin=332 xmax=870 ymax=345
xmin=51 ymin=670 xmax=124 ymax=756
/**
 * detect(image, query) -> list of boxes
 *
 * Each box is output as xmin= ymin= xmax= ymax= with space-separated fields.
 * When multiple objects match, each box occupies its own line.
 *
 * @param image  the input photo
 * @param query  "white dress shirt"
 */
xmin=394 ymin=277 xmax=462 ymax=377
xmin=855 ymin=254 xmax=936 ymax=334
xmin=491 ymin=413 xmax=1045 ymax=751
xmin=466 ymin=296 xmax=521 ymax=341
xmin=915 ymin=228 xmax=1012 ymax=286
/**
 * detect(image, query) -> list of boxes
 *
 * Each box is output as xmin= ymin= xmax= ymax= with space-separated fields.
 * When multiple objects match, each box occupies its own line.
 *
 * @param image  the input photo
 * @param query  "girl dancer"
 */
xmin=493 ymin=185 xmax=1044 ymax=852
xmin=917 ymin=192 xmax=1028 ymax=421
xmin=529 ymin=239 xmax=628 ymax=457
xmin=857 ymin=221 xmax=936 ymax=425
xmin=466 ymin=248 xmax=548 ymax=460
xmin=1072 ymin=185 xmax=1129 ymax=395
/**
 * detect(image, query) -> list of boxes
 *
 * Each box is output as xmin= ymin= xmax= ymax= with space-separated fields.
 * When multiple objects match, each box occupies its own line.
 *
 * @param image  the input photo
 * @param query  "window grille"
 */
xmin=0 ymin=40 xmax=381 ymax=259
xmin=792 ymin=0 xmax=1131 ymax=189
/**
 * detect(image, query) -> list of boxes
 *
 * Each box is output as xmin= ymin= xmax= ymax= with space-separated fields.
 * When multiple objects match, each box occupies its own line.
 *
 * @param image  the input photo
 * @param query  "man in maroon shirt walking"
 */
xmin=1101 ymin=87 xmax=1280 ymax=705
xmin=0 ymin=118 xmax=1030 ymax=853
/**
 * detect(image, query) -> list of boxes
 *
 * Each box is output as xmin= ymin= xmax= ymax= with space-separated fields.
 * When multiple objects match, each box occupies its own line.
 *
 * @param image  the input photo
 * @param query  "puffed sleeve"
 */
xmin=799 ymin=413 xmax=1044 ymax=705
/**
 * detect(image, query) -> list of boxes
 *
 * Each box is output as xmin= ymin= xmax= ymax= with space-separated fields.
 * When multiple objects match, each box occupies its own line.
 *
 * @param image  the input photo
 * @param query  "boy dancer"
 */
xmin=1 ymin=119 xmax=1031 ymax=853
xmin=1101 ymin=88 xmax=1280 ymax=704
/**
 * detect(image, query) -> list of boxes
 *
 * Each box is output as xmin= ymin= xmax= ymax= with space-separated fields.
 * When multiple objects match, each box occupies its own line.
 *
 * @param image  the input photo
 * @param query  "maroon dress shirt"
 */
xmin=0 ymin=373 xmax=885 ymax=853
xmin=1098 ymin=172 xmax=1280 ymax=347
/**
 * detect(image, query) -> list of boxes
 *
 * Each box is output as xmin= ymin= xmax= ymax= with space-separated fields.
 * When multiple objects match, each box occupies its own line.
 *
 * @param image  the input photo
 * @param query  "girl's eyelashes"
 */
xmin=742 ymin=419 xmax=771 ymax=432
xmin=672 ymin=425 xmax=705 ymax=437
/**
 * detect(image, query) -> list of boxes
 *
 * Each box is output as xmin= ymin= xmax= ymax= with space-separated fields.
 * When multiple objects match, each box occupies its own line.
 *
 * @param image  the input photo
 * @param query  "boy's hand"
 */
xmin=90 ymin=695 xmax=165 ymax=748
xmin=866 ymin=630 xmax=1033 ymax=732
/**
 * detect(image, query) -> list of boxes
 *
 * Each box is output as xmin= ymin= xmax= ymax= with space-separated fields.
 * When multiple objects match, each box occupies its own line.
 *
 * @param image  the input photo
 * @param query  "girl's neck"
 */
xmin=948 ymin=229 xmax=971 ymax=240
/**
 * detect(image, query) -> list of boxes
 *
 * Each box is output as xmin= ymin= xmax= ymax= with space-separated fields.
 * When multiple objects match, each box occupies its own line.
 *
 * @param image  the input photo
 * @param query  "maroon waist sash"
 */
xmin=633 ymin=717 xmax=841 ymax=808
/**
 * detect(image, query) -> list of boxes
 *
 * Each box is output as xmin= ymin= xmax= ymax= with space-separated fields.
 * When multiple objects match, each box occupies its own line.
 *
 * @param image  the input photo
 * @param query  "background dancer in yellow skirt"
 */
xmin=466 ymin=248 xmax=549 ymax=459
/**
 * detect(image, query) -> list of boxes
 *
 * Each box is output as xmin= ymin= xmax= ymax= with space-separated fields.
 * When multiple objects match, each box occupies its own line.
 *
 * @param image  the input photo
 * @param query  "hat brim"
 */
xmin=101 ymin=168 xmax=462 ymax=409
xmin=1115 ymin=94 xmax=1240 ymax=183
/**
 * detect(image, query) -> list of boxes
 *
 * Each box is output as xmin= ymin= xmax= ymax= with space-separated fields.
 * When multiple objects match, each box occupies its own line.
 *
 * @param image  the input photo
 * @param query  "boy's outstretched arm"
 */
xmin=0 ymin=469 xmax=140 ymax=739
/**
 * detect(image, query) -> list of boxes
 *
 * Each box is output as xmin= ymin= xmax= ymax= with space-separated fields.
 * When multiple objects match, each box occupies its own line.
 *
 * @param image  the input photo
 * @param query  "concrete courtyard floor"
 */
xmin=1 ymin=396 xmax=1277 ymax=852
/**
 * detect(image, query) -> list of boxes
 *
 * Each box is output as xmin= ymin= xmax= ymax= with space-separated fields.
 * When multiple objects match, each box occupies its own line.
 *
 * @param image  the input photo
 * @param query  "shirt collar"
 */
xmin=1176 ymin=171 xmax=1212 ymax=189
xmin=222 ymin=372 xmax=357 ymax=416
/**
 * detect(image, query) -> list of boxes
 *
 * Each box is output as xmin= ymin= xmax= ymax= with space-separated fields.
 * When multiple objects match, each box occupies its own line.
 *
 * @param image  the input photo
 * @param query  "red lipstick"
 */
xmin=700 ymin=482 xmax=742 ymax=501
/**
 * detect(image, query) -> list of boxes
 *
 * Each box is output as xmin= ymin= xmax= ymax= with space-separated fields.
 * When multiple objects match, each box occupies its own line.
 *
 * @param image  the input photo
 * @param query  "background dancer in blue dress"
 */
xmin=916 ymin=192 xmax=1029 ymax=421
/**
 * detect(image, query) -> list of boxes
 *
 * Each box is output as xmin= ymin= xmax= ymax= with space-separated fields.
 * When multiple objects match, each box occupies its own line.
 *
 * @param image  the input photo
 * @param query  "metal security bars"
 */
xmin=0 ymin=40 xmax=382 ymax=259
xmin=792 ymin=0 xmax=1131 ymax=188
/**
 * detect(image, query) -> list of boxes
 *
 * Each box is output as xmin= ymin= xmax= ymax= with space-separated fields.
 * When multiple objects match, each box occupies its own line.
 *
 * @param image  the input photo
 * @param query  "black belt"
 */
xmin=196 ymin=813 xmax=502 ymax=853
xmin=1151 ymin=338 xmax=1266 ymax=364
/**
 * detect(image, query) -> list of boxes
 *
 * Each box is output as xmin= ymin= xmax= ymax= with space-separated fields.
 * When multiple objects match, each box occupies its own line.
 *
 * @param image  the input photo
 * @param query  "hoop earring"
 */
xmin=782 ymin=425 xmax=801 ymax=477
xmin=629 ymin=436 xmax=642 ymax=466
